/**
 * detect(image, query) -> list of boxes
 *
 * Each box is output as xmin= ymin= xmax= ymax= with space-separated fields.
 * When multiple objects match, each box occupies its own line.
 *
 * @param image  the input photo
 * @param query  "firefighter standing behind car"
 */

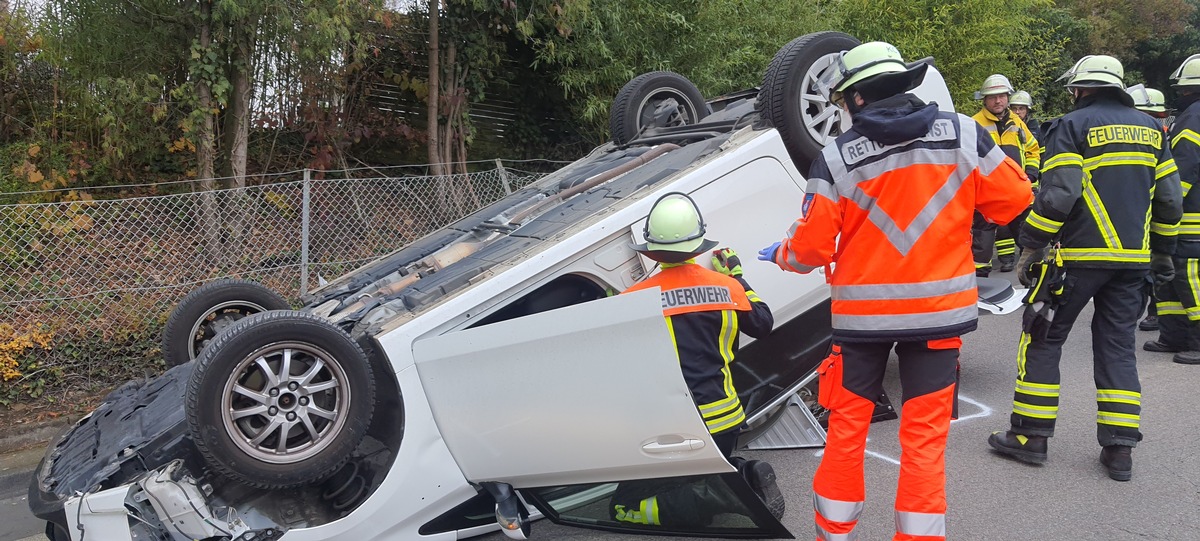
xmin=987 ymin=55 xmax=1183 ymax=482
xmin=1144 ymin=59 xmax=1200 ymax=366
xmin=612 ymin=192 xmax=784 ymax=526
xmin=972 ymin=74 xmax=1042 ymax=275
xmin=759 ymin=42 xmax=1031 ymax=541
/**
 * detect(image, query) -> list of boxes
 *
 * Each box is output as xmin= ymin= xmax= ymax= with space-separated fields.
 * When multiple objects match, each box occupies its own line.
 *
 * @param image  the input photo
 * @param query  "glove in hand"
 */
xmin=1151 ymin=252 xmax=1175 ymax=286
xmin=711 ymin=248 xmax=743 ymax=276
xmin=1022 ymin=301 xmax=1055 ymax=340
xmin=758 ymin=242 xmax=782 ymax=263
xmin=1016 ymin=247 xmax=1046 ymax=287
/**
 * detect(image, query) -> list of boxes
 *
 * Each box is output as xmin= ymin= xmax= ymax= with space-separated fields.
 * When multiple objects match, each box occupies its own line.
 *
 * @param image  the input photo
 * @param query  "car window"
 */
xmin=467 ymin=273 xmax=609 ymax=328
xmin=523 ymin=474 xmax=788 ymax=537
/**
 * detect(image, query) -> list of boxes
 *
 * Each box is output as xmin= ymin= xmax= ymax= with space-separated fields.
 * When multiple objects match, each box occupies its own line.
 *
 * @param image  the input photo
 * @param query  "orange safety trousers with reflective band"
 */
xmin=813 ymin=341 xmax=957 ymax=541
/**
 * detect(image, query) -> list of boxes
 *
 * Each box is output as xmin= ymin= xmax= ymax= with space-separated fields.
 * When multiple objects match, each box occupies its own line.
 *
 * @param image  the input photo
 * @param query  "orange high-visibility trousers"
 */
xmin=813 ymin=340 xmax=958 ymax=541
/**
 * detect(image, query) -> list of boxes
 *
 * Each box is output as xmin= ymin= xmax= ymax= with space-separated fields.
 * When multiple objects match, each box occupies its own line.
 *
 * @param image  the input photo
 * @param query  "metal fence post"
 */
xmin=300 ymin=168 xmax=311 ymax=298
xmin=495 ymin=159 xmax=512 ymax=194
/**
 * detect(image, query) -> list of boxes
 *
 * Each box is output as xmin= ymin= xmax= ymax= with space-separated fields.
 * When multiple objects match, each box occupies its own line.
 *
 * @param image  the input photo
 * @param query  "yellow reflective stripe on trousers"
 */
xmin=896 ymin=510 xmax=946 ymax=537
xmin=1157 ymin=301 xmax=1187 ymax=316
xmin=1058 ymin=248 xmax=1149 ymax=263
xmin=1013 ymin=401 xmax=1058 ymax=419
xmin=1043 ymin=152 xmax=1084 ymax=171
xmin=1026 ymin=210 xmax=1064 ymax=234
xmin=1016 ymin=332 xmax=1032 ymax=380
xmin=1151 ymin=221 xmax=1180 ymax=236
xmin=1097 ymin=411 xmax=1140 ymax=428
xmin=1017 ymin=379 xmax=1060 ymax=397
xmin=614 ymin=497 xmax=660 ymax=525
xmin=1097 ymin=389 xmax=1141 ymax=406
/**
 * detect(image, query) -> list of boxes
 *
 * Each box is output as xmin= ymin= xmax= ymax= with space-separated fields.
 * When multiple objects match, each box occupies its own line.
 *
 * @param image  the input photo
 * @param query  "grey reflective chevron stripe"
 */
xmin=806 ymin=176 xmax=839 ymax=202
xmin=895 ymin=510 xmax=946 ymax=537
xmin=820 ymin=120 xmax=979 ymax=257
xmin=814 ymin=494 xmax=864 ymax=522
xmin=979 ymin=141 xmax=1008 ymax=175
xmin=833 ymin=305 xmax=978 ymax=331
xmin=831 ymin=273 xmax=977 ymax=301
xmin=816 ymin=526 xmax=858 ymax=541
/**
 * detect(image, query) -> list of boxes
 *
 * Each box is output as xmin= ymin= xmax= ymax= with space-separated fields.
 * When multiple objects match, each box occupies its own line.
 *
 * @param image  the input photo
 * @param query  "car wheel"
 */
xmin=609 ymin=71 xmax=709 ymax=145
xmin=758 ymin=31 xmax=861 ymax=172
xmin=162 ymin=279 xmax=291 ymax=368
xmin=186 ymin=310 xmax=375 ymax=489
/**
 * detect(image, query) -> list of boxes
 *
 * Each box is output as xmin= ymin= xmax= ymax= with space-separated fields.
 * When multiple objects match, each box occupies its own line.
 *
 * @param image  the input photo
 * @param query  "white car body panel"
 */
xmin=414 ymin=288 xmax=732 ymax=487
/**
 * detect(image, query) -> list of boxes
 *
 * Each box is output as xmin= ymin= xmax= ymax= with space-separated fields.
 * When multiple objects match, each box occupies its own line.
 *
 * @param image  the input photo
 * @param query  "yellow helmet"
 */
xmin=821 ymin=41 xmax=926 ymax=104
xmin=1126 ymin=85 xmax=1167 ymax=113
xmin=974 ymin=74 xmax=1014 ymax=99
xmin=1170 ymin=54 xmax=1200 ymax=87
xmin=631 ymin=192 xmax=718 ymax=263
xmin=1058 ymin=55 xmax=1124 ymax=88
xmin=1009 ymin=91 xmax=1033 ymax=107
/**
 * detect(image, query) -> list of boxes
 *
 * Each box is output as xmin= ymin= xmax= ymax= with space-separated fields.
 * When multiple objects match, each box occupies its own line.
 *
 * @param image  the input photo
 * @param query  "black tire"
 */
xmin=758 ymin=32 xmax=861 ymax=172
xmin=162 ymin=279 xmax=291 ymax=368
xmin=609 ymin=71 xmax=709 ymax=145
xmin=186 ymin=310 xmax=375 ymax=489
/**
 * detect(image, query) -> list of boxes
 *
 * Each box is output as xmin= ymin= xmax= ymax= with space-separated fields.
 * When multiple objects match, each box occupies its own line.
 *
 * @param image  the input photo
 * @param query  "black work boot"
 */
xmin=1100 ymin=445 xmax=1132 ymax=481
xmin=1172 ymin=351 xmax=1200 ymax=365
xmin=1139 ymin=315 xmax=1159 ymax=331
xmin=988 ymin=431 xmax=1047 ymax=464
xmin=742 ymin=459 xmax=785 ymax=520
xmin=999 ymin=259 xmax=1016 ymax=273
xmin=1143 ymin=340 xmax=1184 ymax=353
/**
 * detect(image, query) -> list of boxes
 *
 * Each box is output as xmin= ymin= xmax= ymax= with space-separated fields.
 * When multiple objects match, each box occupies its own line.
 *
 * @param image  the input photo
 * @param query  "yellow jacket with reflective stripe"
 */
xmin=973 ymin=108 xmax=1043 ymax=182
xmin=1019 ymin=93 xmax=1183 ymax=267
xmin=1169 ymin=99 xmax=1200 ymax=258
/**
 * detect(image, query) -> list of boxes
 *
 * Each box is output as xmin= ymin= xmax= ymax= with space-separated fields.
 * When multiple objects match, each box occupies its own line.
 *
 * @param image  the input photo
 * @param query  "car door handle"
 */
xmin=642 ymin=439 xmax=705 ymax=453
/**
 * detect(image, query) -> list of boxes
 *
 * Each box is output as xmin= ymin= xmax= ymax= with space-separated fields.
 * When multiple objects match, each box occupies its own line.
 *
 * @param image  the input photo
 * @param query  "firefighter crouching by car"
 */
xmin=972 ymin=75 xmax=1042 ymax=275
xmin=1128 ymin=85 xmax=1172 ymax=333
xmin=611 ymin=192 xmax=784 ymax=526
xmin=759 ymin=42 xmax=1031 ymax=540
xmin=1144 ymin=57 xmax=1200 ymax=365
xmin=987 ymin=55 xmax=1183 ymax=482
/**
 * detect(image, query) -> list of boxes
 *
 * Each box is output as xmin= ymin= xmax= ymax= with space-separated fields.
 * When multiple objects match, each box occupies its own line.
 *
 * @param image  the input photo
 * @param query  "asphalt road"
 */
xmin=5 ymin=277 xmax=1199 ymax=540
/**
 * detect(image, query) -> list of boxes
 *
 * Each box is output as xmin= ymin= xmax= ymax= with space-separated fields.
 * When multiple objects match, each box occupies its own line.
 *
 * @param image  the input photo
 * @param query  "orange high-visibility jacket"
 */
xmin=775 ymin=101 xmax=1032 ymax=342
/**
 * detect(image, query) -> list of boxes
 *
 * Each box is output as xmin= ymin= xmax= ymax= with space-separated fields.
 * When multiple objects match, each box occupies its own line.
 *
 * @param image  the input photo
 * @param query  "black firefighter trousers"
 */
xmin=1010 ymin=267 xmax=1145 ymax=447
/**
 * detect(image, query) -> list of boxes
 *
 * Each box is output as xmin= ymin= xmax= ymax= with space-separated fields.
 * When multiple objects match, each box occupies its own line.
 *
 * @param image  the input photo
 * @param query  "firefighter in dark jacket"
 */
xmin=1128 ymin=85 xmax=1172 ymax=332
xmin=761 ymin=42 xmax=1031 ymax=540
xmin=988 ymin=55 xmax=1183 ymax=482
xmin=1144 ymin=57 xmax=1200 ymax=365
xmin=1010 ymin=91 xmax=1044 ymax=156
xmin=612 ymin=192 xmax=783 ymax=526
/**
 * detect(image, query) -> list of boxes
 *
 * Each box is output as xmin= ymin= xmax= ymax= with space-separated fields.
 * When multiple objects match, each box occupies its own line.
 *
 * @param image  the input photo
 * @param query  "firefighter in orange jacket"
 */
xmin=759 ymin=42 xmax=1031 ymax=540
xmin=612 ymin=192 xmax=783 ymax=526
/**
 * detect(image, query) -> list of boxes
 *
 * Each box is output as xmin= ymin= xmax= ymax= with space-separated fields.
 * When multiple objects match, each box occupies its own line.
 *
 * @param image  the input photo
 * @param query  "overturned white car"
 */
xmin=29 ymin=32 xmax=974 ymax=541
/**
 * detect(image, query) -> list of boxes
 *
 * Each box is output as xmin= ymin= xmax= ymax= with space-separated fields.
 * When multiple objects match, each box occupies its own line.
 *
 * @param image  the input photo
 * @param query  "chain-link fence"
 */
xmin=0 ymin=165 xmax=547 ymax=403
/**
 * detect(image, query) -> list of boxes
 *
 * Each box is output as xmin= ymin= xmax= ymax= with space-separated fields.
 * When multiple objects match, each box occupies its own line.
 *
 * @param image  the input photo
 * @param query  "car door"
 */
xmin=413 ymin=288 xmax=791 ymax=538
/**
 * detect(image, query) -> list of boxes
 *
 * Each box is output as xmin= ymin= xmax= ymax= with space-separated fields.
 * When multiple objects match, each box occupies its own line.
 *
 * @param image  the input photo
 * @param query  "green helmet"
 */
xmin=1058 ymin=55 xmax=1124 ymax=88
xmin=631 ymin=192 xmax=718 ymax=263
xmin=1169 ymin=54 xmax=1200 ymax=87
xmin=1126 ymin=85 xmax=1167 ymax=113
xmin=823 ymin=41 xmax=924 ymax=104
xmin=974 ymin=74 xmax=1014 ymax=100
xmin=1010 ymin=91 xmax=1034 ymax=107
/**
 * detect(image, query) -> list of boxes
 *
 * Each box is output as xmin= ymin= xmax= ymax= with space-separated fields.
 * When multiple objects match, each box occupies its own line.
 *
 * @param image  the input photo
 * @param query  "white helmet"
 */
xmin=1127 ymin=85 xmax=1167 ymax=113
xmin=974 ymin=74 xmax=1014 ymax=99
xmin=1170 ymin=54 xmax=1200 ymax=87
xmin=1010 ymin=91 xmax=1034 ymax=107
xmin=631 ymin=192 xmax=718 ymax=263
xmin=1058 ymin=55 xmax=1124 ymax=88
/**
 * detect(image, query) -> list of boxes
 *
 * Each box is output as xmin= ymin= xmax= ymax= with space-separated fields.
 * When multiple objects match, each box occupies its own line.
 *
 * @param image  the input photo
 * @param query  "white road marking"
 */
xmin=811 ymin=394 xmax=994 ymax=466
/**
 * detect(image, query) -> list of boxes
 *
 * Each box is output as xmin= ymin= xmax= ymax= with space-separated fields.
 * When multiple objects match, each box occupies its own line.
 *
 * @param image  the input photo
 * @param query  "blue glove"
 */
xmin=758 ymin=242 xmax=781 ymax=262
